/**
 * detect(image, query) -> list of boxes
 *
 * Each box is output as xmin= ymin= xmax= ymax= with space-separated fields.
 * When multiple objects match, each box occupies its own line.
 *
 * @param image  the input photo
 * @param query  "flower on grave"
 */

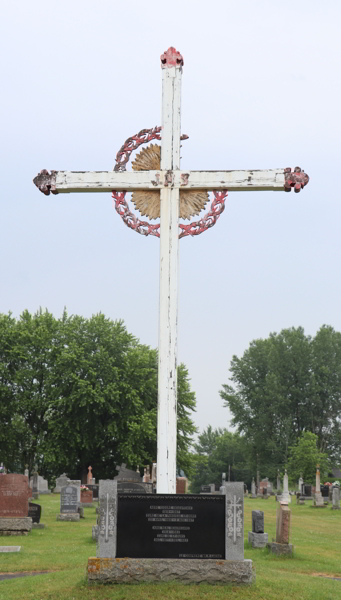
xmin=80 ymin=485 xmax=89 ymax=492
xmin=0 ymin=466 xmax=6 ymax=474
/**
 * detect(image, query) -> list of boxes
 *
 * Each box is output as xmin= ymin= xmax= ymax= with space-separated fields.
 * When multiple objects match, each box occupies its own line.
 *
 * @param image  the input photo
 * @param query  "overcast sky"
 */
xmin=1 ymin=1 xmax=340 ymax=436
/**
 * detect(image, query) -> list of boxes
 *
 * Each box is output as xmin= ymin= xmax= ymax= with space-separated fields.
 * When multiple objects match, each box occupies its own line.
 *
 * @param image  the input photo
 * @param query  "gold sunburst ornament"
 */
xmin=131 ymin=144 xmax=209 ymax=220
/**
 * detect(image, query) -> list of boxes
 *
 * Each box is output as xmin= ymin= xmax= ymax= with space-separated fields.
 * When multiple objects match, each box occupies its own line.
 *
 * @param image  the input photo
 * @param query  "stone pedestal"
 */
xmin=87 ymin=557 xmax=254 ymax=585
xmin=0 ymin=517 xmax=32 ymax=535
xmin=248 ymin=532 xmax=268 ymax=548
xmin=314 ymin=494 xmax=325 ymax=507
xmin=56 ymin=513 xmax=80 ymax=522
xmin=267 ymin=542 xmax=293 ymax=556
xmin=32 ymin=523 xmax=45 ymax=529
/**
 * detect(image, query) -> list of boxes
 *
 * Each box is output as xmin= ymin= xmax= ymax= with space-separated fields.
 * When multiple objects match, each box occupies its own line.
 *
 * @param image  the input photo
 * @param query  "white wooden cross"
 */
xmin=33 ymin=47 xmax=309 ymax=495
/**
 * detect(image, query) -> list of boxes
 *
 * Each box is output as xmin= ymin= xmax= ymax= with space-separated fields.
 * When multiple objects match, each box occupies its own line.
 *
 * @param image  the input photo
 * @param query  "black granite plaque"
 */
xmin=303 ymin=484 xmax=312 ymax=496
xmin=321 ymin=485 xmax=329 ymax=498
xmin=86 ymin=484 xmax=99 ymax=499
xmin=116 ymin=493 xmax=225 ymax=559
xmin=117 ymin=481 xmax=153 ymax=494
xmin=28 ymin=502 xmax=41 ymax=523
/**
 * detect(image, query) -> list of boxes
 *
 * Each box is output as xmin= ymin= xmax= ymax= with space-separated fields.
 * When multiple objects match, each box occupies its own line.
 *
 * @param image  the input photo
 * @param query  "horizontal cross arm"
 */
xmin=33 ymin=169 xmax=164 ymax=195
xmin=33 ymin=167 xmax=309 ymax=195
xmin=176 ymin=168 xmax=309 ymax=192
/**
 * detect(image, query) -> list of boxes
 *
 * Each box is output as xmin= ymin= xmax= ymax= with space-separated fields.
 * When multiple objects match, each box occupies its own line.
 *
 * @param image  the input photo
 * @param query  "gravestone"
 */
xmin=97 ymin=480 xmax=244 ymax=561
xmin=117 ymin=481 xmax=153 ymax=494
xmin=56 ymin=483 xmax=80 ymax=521
xmin=276 ymin=470 xmax=281 ymax=493
xmin=314 ymin=465 xmax=324 ymax=507
xmin=251 ymin=477 xmax=256 ymax=499
xmin=302 ymin=484 xmax=312 ymax=498
xmin=87 ymin=484 xmax=99 ymax=499
xmin=176 ymin=477 xmax=188 ymax=494
xmin=32 ymin=470 xmax=39 ymax=500
xmin=332 ymin=486 xmax=340 ymax=510
xmin=28 ymin=502 xmax=41 ymax=523
xmin=248 ymin=510 xmax=268 ymax=548
xmin=29 ymin=475 xmax=50 ymax=495
xmin=114 ymin=463 xmax=152 ymax=494
xmin=0 ymin=474 xmax=32 ymax=535
xmin=279 ymin=470 xmax=291 ymax=503
xmin=200 ymin=484 xmax=215 ymax=494
xmin=91 ymin=480 xmax=251 ymax=583
xmin=28 ymin=502 xmax=45 ymax=529
xmin=53 ymin=473 xmax=69 ymax=493
xmin=115 ymin=464 xmax=141 ymax=481
xmin=267 ymin=502 xmax=293 ymax=555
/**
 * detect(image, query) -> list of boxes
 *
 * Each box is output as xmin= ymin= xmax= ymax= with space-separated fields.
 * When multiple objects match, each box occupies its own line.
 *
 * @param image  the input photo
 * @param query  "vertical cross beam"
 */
xmin=157 ymin=48 xmax=183 ymax=494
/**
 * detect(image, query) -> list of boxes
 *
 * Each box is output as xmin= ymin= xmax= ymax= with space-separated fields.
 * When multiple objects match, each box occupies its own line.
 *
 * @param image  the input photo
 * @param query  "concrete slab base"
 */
xmin=56 ymin=513 xmax=80 ymax=522
xmin=267 ymin=542 xmax=293 ymax=556
xmin=0 ymin=518 xmax=32 ymax=535
xmin=87 ymin=557 xmax=254 ymax=585
xmin=248 ymin=532 xmax=268 ymax=548
xmin=0 ymin=546 xmax=21 ymax=552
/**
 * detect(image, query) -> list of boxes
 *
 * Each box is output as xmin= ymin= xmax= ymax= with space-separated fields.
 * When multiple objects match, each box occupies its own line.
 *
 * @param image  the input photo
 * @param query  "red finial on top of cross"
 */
xmin=161 ymin=47 xmax=184 ymax=69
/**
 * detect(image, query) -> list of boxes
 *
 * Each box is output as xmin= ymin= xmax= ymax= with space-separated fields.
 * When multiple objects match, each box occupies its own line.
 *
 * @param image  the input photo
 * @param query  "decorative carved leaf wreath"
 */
xmin=112 ymin=127 xmax=227 ymax=238
xmin=131 ymin=144 xmax=209 ymax=220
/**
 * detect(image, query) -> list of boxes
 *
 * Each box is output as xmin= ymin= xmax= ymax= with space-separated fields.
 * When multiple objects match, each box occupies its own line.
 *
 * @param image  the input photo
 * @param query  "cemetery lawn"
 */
xmin=0 ymin=495 xmax=340 ymax=600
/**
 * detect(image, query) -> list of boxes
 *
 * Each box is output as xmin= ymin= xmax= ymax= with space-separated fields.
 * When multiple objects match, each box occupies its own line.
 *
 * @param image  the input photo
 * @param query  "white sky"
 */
xmin=1 ymin=1 xmax=340 ymax=435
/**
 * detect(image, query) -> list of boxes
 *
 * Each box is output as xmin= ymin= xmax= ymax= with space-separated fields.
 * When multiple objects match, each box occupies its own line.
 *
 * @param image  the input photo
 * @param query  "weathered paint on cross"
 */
xmin=33 ymin=47 xmax=309 ymax=495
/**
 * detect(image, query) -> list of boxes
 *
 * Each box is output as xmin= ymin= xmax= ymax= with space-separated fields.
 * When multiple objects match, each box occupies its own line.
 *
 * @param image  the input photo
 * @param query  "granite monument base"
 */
xmin=56 ymin=513 xmax=80 ymax=522
xmin=0 ymin=518 xmax=32 ymax=535
xmin=248 ymin=532 xmax=268 ymax=548
xmin=267 ymin=542 xmax=293 ymax=556
xmin=80 ymin=502 xmax=94 ymax=508
xmin=87 ymin=558 xmax=254 ymax=585
xmin=32 ymin=523 xmax=45 ymax=529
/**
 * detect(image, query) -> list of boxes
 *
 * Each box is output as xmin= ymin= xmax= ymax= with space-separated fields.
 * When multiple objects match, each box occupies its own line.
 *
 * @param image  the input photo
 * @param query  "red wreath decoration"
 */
xmin=112 ymin=128 xmax=227 ymax=238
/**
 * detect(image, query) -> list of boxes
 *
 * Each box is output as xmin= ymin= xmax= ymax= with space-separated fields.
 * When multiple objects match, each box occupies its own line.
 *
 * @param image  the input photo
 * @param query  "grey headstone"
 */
xmin=115 ymin=464 xmax=141 ymax=481
xmin=60 ymin=484 xmax=79 ymax=513
xmin=252 ymin=510 xmax=264 ymax=533
xmin=97 ymin=480 xmax=117 ymax=558
xmin=0 ymin=546 xmax=21 ymax=552
xmin=54 ymin=474 xmax=70 ymax=493
xmin=332 ymin=486 xmax=340 ymax=509
xmin=224 ymin=482 xmax=244 ymax=560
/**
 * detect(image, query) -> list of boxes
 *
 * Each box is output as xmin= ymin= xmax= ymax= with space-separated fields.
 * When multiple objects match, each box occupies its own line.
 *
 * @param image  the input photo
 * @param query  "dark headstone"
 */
xmin=252 ymin=510 xmax=264 ymax=534
xmin=303 ymin=484 xmax=312 ymax=496
xmin=116 ymin=493 xmax=225 ymax=559
xmin=321 ymin=485 xmax=329 ymax=498
xmin=117 ymin=481 xmax=153 ymax=494
xmin=28 ymin=502 xmax=41 ymax=524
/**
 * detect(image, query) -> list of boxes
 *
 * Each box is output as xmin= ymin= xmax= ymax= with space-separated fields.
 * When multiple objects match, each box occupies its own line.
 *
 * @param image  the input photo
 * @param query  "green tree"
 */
xmin=0 ymin=309 xmax=197 ymax=482
xmin=220 ymin=326 xmax=341 ymax=478
xmin=287 ymin=431 xmax=329 ymax=484
xmin=190 ymin=428 xmax=249 ymax=493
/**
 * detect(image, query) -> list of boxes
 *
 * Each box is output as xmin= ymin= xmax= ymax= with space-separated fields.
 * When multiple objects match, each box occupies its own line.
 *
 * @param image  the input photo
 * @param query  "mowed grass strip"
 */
xmin=0 ymin=495 xmax=340 ymax=600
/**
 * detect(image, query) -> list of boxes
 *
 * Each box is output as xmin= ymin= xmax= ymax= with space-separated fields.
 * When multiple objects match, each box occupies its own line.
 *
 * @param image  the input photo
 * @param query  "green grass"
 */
xmin=0 ymin=495 xmax=340 ymax=600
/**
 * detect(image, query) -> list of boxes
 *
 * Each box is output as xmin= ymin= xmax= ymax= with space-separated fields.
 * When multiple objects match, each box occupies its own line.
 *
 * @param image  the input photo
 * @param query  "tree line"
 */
xmin=190 ymin=326 xmax=341 ymax=492
xmin=0 ymin=309 xmax=196 ymax=484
